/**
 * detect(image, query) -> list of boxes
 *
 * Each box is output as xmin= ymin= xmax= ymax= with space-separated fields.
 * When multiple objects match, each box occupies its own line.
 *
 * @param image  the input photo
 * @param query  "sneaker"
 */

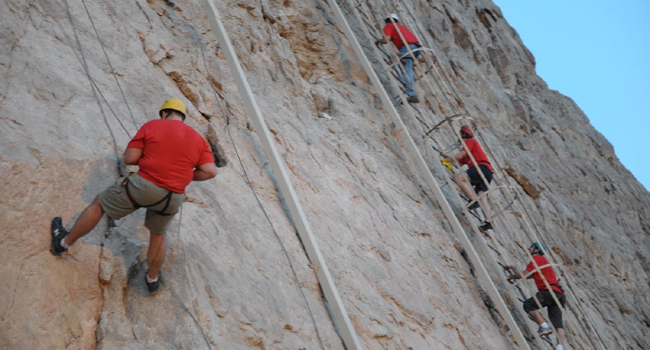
xmin=537 ymin=324 xmax=552 ymax=336
xmin=467 ymin=201 xmax=480 ymax=210
xmin=50 ymin=217 xmax=69 ymax=256
xmin=145 ymin=270 xmax=162 ymax=295
xmin=407 ymin=95 xmax=419 ymax=103
xmin=479 ymin=221 xmax=493 ymax=232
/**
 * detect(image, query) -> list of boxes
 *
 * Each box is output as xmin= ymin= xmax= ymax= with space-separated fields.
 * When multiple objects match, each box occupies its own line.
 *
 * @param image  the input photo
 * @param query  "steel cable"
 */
xmin=174 ymin=2 xmax=329 ymax=349
xmin=81 ymin=0 xmax=139 ymax=131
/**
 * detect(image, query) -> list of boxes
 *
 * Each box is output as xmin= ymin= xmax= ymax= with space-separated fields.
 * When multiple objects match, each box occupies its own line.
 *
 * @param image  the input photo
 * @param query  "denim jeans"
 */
xmin=399 ymin=44 xmax=422 ymax=97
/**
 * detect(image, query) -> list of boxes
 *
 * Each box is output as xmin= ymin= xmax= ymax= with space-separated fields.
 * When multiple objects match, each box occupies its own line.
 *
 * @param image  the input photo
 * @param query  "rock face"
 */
xmin=0 ymin=0 xmax=648 ymax=349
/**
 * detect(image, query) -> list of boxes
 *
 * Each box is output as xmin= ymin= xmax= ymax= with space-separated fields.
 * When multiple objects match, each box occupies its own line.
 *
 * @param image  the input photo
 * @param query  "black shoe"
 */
xmin=145 ymin=270 xmax=162 ymax=295
xmin=407 ymin=95 xmax=419 ymax=103
xmin=50 ymin=217 xmax=69 ymax=256
xmin=479 ymin=221 xmax=493 ymax=232
xmin=467 ymin=201 xmax=480 ymax=210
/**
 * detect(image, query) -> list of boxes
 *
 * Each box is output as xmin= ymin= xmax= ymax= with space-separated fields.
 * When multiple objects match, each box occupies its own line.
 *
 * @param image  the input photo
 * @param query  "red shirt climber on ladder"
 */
xmin=505 ymin=242 xmax=567 ymax=350
xmin=375 ymin=13 xmax=422 ymax=104
xmin=441 ymin=125 xmax=494 ymax=232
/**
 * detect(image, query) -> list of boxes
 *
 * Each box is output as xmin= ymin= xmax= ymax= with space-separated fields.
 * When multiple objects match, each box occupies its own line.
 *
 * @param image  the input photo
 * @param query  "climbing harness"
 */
xmin=122 ymin=176 xmax=175 ymax=216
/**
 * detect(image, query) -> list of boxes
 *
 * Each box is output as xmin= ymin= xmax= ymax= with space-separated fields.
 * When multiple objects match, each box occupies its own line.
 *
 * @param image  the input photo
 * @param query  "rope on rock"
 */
xmin=81 ymin=0 xmax=139 ymax=132
xmin=64 ymin=0 xmax=122 ymax=153
xmin=165 ymin=206 xmax=215 ymax=350
xmin=172 ymin=2 xmax=328 ymax=349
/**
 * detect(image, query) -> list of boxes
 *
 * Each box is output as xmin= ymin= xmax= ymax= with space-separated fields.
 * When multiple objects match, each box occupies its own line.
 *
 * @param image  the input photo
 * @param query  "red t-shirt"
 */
xmin=127 ymin=119 xmax=214 ymax=193
xmin=526 ymin=255 xmax=564 ymax=295
xmin=459 ymin=138 xmax=493 ymax=173
xmin=383 ymin=23 xmax=419 ymax=50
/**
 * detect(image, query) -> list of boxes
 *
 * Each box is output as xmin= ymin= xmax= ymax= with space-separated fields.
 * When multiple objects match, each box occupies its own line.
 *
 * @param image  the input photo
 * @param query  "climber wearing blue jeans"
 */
xmin=375 ymin=14 xmax=422 ymax=103
xmin=400 ymin=43 xmax=422 ymax=98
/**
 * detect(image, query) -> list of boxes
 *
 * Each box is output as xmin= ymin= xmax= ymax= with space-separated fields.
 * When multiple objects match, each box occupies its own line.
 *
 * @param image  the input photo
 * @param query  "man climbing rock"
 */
xmin=441 ymin=125 xmax=494 ymax=232
xmin=505 ymin=242 xmax=567 ymax=350
xmin=375 ymin=13 xmax=422 ymax=103
xmin=50 ymin=98 xmax=217 ymax=295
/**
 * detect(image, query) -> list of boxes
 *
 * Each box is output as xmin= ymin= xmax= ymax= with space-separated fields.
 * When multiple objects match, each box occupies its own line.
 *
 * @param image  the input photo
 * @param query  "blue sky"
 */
xmin=492 ymin=1 xmax=650 ymax=191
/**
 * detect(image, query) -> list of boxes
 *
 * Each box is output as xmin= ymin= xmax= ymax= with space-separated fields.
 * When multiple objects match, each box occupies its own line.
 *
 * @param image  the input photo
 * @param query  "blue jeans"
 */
xmin=399 ymin=44 xmax=422 ymax=97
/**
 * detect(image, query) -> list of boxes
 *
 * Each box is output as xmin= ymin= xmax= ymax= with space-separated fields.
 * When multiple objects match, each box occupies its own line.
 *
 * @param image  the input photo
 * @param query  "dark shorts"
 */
xmin=523 ymin=289 xmax=566 ymax=329
xmin=466 ymin=164 xmax=493 ymax=193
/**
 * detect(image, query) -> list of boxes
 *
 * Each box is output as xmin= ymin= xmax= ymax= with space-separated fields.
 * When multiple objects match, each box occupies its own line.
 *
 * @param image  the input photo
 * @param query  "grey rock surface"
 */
xmin=0 ymin=0 xmax=648 ymax=349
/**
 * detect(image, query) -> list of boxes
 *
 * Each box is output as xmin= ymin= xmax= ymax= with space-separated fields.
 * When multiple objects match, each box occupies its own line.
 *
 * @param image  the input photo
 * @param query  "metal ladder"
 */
xmin=328 ymin=1 xmax=608 ymax=349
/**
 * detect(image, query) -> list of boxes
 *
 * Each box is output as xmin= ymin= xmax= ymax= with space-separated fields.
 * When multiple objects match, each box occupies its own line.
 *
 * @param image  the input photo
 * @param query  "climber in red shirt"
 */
xmin=50 ymin=98 xmax=217 ymax=294
xmin=375 ymin=13 xmax=422 ymax=103
xmin=441 ymin=125 xmax=494 ymax=232
xmin=505 ymin=242 xmax=567 ymax=350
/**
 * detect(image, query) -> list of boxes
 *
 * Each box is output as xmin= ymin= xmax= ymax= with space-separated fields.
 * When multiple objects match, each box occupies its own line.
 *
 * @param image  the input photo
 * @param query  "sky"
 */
xmin=492 ymin=1 xmax=650 ymax=191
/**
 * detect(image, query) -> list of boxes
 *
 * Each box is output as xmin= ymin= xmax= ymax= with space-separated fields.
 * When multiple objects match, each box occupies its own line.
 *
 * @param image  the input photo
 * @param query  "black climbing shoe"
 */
xmin=50 ymin=217 xmax=69 ymax=256
xmin=467 ymin=201 xmax=480 ymax=210
xmin=145 ymin=270 xmax=162 ymax=295
xmin=407 ymin=95 xmax=420 ymax=103
xmin=479 ymin=221 xmax=493 ymax=232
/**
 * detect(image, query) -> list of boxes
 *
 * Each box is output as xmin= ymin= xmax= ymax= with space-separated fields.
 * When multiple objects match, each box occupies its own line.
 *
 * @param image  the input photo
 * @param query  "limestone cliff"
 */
xmin=0 ymin=0 xmax=648 ymax=349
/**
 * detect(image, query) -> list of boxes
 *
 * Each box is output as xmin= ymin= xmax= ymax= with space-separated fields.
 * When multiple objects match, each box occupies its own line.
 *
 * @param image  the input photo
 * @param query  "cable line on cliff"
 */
xmin=195 ymin=1 xmax=366 ymax=348
xmin=80 ymin=0 xmax=139 ymax=131
xmin=163 ymin=1 xmax=332 ymax=349
xmin=186 ymin=2 xmax=329 ymax=349
xmin=62 ymin=0 xmax=126 ymax=151
xmin=58 ymin=0 xmax=133 ymax=143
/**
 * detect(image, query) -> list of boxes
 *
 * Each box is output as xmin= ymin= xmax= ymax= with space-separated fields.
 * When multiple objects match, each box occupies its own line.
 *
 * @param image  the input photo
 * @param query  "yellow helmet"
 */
xmin=159 ymin=98 xmax=186 ymax=118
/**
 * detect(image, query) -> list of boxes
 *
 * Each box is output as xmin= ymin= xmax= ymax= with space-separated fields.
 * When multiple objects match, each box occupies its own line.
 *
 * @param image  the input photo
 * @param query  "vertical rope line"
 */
xmin=80 ymin=0 xmax=139 ymax=131
xmin=64 ymin=0 xmax=120 ymax=157
xmin=164 ymin=206 xmax=215 ymax=350
xmin=55 ymin=0 xmax=132 ymax=139
xmin=175 ymin=2 xmax=328 ymax=349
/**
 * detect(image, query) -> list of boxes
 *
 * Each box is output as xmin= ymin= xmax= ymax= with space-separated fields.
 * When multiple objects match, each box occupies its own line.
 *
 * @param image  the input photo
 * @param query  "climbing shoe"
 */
xmin=407 ymin=95 xmax=419 ymax=103
xmin=50 ymin=217 xmax=69 ymax=256
xmin=537 ymin=324 xmax=552 ymax=336
xmin=145 ymin=270 xmax=162 ymax=295
xmin=479 ymin=221 xmax=493 ymax=232
xmin=467 ymin=201 xmax=480 ymax=210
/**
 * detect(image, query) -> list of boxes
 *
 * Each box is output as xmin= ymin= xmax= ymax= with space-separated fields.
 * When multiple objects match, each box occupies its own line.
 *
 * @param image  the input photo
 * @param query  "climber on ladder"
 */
xmin=441 ymin=125 xmax=493 ymax=232
xmin=49 ymin=99 xmax=217 ymax=295
xmin=375 ymin=13 xmax=422 ymax=104
xmin=505 ymin=242 xmax=567 ymax=350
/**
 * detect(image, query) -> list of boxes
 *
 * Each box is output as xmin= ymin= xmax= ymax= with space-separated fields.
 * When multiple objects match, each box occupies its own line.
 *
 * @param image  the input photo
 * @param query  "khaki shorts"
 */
xmin=99 ymin=173 xmax=184 ymax=233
